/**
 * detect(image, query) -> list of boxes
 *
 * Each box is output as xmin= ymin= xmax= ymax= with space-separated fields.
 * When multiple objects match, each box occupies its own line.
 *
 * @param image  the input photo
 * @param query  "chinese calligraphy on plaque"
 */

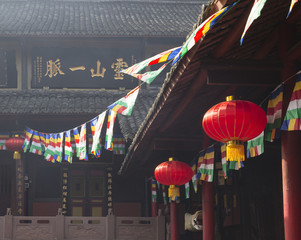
xmin=32 ymin=47 xmax=138 ymax=89
xmin=61 ymin=168 xmax=68 ymax=215
xmin=107 ymin=168 xmax=113 ymax=212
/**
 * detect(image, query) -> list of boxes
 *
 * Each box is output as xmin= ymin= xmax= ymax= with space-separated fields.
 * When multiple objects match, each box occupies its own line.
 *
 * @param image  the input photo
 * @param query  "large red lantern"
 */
xmin=155 ymin=158 xmax=193 ymax=200
xmin=202 ymin=96 xmax=267 ymax=162
xmin=5 ymin=135 xmax=24 ymax=160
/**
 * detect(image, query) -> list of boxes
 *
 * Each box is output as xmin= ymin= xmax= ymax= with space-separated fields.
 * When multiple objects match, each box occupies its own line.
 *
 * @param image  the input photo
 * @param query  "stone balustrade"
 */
xmin=0 ymin=210 xmax=165 ymax=240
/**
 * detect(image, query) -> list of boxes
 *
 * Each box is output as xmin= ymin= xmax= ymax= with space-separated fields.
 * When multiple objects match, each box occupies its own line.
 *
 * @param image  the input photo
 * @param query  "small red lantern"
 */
xmin=202 ymin=96 xmax=267 ymax=162
xmin=5 ymin=135 xmax=24 ymax=160
xmin=155 ymin=158 xmax=193 ymax=200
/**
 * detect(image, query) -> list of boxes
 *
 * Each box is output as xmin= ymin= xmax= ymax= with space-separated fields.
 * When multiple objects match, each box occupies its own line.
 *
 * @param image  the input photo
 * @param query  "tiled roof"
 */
xmin=0 ymin=0 xmax=205 ymax=37
xmin=0 ymin=89 xmax=159 ymax=140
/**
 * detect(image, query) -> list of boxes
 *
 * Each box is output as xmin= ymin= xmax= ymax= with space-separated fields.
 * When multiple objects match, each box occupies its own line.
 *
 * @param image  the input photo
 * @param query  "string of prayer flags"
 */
xmin=240 ymin=0 xmax=267 ymax=45
xmin=54 ymin=132 xmax=64 ymax=162
xmin=122 ymin=46 xmax=181 ymax=76
xmin=220 ymin=143 xmax=228 ymax=178
xmin=78 ymin=124 xmax=88 ymax=161
xmin=0 ymin=132 xmax=10 ymax=150
xmin=108 ymin=86 xmax=140 ymax=115
xmin=64 ymin=130 xmax=73 ymax=163
xmin=199 ymin=145 xmax=215 ymax=182
xmin=287 ymin=0 xmax=299 ymax=18
xmin=265 ymin=84 xmax=283 ymax=142
xmin=29 ymin=131 xmax=43 ymax=155
xmin=23 ymin=127 xmax=34 ymax=152
xmin=130 ymin=64 xmax=168 ymax=85
xmin=151 ymin=178 xmax=157 ymax=203
xmin=247 ymin=131 xmax=264 ymax=158
xmin=91 ymin=112 xmax=106 ymax=157
xmin=173 ymin=2 xmax=236 ymax=65
xmin=105 ymin=110 xmax=117 ymax=151
xmin=73 ymin=127 xmax=80 ymax=157
xmin=185 ymin=182 xmax=190 ymax=199
xmin=281 ymin=75 xmax=301 ymax=131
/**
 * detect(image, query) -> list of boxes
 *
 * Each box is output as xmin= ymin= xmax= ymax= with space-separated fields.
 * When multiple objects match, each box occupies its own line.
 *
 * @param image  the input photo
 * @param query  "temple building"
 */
xmin=0 ymin=0 xmax=203 ymax=218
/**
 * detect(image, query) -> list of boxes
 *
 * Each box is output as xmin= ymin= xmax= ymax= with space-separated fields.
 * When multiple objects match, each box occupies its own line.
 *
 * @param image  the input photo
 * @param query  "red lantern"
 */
xmin=155 ymin=158 xmax=193 ymax=200
xmin=202 ymin=96 xmax=267 ymax=162
xmin=5 ymin=136 xmax=24 ymax=160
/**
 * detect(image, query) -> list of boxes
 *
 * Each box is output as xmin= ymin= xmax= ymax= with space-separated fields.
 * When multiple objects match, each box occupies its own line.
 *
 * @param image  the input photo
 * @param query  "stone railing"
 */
xmin=0 ymin=209 xmax=165 ymax=240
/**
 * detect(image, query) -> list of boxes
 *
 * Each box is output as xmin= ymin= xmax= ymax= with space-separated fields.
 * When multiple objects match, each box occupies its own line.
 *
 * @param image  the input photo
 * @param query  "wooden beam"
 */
xmin=287 ymin=41 xmax=301 ymax=61
xmin=253 ymin=28 xmax=278 ymax=60
xmin=159 ymin=69 xmax=208 ymax=133
xmin=213 ymin=2 xmax=252 ymax=58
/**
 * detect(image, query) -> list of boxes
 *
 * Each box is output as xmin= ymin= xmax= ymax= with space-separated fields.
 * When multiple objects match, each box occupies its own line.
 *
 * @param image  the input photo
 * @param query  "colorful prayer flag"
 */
xmin=39 ymin=132 xmax=46 ymax=152
xmin=240 ymin=0 xmax=267 ymax=44
xmin=113 ymin=135 xmax=126 ymax=155
xmin=199 ymin=145 xmax=215 ymax=182
xmin=0 ymin=132 xmax=10 ymax=150
xmin=91 ymin=112 xmax=106 ymax=157
xmin=151 ymin=179 xmax=157 ymax=203
xmin=73 ymin=127 xmax=80 ymax=157
xmin=229 ymin=161 xmax=244 ymax=170
xmin=23 ymin=127 xmax=34 ymax=152
xmin=185 ymin=182 xmax=190 ymax=199
xmin=173 ymin=3 xmax=236 ymax=64
xmin=105 ymin=110 xmax=117 ymax=150
xmin=64 ymin=130 xmax=73 ymax=163
xmin=287 ymin=0 xmax=299 ymax=18
xmin=265 ymin=84 xmax=283 ymax=142
xmin=71 ymin=135 xmax=77 ymax=155
xmin=281 ymin=75 xmax=301 ymax=131
xmin=43 ymin=134 xmax=50 ymax=160
xmin=107 ymin=86 xmax=140 ymax=115
xmin=29 ymin=131 xmax=43 ymax=155
xmin=46 ymin=134 xmax=57 ymax=163
xmin=122 ymin=46 xmax=181 ymax=75
xmin=191 ymin=158 xmax=198 ymax=193
xmin=54 ymin=132 xmax=64 ymax=162
xmin=78 ymin=124 xmax=88 ymax=161
xmin=247 ymin=131 xmax=264 ymax=158
xmin=130 ymin=64 xmax=168 ymax=84
xmin=88 ymin=134 xmax=93 ymax=154
xmin=196 ymin=151 xmax=205 ymax=180
xmin=220 ymin=143 xmax=228 ymax=178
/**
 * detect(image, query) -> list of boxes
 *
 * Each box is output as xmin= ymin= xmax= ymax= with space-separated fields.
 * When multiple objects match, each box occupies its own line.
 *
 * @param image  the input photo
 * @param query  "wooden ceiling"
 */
xmin=119 ymin=0 xmax=301 ymax=176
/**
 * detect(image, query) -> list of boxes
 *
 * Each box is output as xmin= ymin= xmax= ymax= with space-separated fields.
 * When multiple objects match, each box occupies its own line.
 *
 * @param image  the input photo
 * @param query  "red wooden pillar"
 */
xmin=170 ymin=201 xmax=179 ymax=240
xmin=202 ymin=182 xmax=214 ymax=240
xmin=279 ymin=24 xmax=301 ymax=240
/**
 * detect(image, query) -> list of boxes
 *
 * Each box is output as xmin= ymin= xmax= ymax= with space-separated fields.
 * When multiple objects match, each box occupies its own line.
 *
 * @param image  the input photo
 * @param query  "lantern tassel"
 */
xmin=168 ymin=185 xmax=180 ymax=201
xmin=226 ymin=141 xmax=245 ymax=162
xmin=13 ymin=151 xmax=21 ymax=160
